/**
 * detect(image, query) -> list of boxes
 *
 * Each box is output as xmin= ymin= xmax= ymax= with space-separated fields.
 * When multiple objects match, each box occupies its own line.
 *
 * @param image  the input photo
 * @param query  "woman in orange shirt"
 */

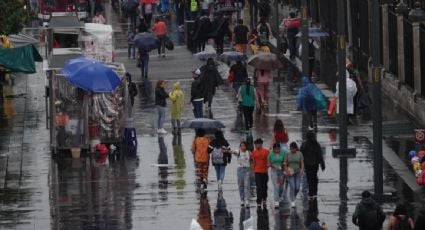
xmin=192 ymin=128 xmax=210 ymax=191
xmin=152 ymin=17 xmax=168 ymax=57
xmin=251 ymin=138 xmax=269 ymax=207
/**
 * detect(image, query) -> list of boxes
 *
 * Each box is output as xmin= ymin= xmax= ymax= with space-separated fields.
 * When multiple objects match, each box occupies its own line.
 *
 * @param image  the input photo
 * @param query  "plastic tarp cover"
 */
xmin=0 ymin=44 xmax=42 ymax=73
xmin=82 ymin=23 xmax=114 ymax=62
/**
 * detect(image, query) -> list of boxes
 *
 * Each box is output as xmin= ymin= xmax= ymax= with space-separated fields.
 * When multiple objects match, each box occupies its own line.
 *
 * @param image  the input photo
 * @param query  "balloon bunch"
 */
xmin=409 ymin=150 xmax=425 ymax=185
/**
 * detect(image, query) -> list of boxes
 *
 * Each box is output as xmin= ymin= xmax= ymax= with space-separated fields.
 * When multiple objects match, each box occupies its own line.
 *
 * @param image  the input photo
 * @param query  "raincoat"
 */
xmin=169 ymin=82 xmax=185 ymax=119
xmin=296 ymin=77 xmax=316 ymax=112
xmin=335 ymin=70 xmax=358 ymax=114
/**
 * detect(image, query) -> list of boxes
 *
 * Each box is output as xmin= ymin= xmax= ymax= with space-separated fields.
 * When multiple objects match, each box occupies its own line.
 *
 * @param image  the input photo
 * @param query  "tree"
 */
xmin=0 ymin=0 xmax=30 ymax=35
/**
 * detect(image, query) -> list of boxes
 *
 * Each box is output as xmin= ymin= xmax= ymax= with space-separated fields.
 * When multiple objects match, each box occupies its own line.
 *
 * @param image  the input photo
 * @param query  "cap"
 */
xmin=193 ymin=69 xmax=201 ymax=75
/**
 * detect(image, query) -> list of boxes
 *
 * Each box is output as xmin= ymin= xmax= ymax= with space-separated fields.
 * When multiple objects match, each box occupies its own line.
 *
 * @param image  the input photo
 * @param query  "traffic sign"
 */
xmin=415 ymin=129 xmax=425 ymax=143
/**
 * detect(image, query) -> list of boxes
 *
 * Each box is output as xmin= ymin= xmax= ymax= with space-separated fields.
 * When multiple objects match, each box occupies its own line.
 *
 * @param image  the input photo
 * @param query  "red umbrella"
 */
xmin=141 ymin=0 xmax=156 ymax=4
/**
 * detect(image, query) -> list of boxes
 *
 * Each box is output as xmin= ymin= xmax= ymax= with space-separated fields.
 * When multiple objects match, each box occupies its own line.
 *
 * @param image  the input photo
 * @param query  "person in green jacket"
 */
xmin=238 ymin=78 xmax=259 ymax=133
xmin=169 ymin=82 xmax=185 ymax=135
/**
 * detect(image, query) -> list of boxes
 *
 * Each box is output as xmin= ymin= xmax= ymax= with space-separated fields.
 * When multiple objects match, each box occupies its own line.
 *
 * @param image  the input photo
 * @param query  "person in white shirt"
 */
xmin=232 ymin=141 xmax=252 ymax=207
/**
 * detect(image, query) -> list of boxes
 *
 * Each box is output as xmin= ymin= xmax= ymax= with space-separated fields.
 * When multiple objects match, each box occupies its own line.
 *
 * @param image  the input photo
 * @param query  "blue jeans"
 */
xmin=270 ymin=168 xmax=285 ymax=202
xmin=140 ymin=55 xmax=149 ymax=78
xmin=171 ymin=119 xmax=180 ymax=129
xmin=237 ymin=167 xmax=251 ymax=201
xmin=128 ymin=44 xmax=135 ymax=58
xmin=287 ymin=171 xmax=301 ymax=201
xmin=214 ymin=165 xmax=226 ymax=182
xmin=156 ymin=105 xmax=166 ymax=129
xmin=192 ymin=100 xmax=203 ymax=118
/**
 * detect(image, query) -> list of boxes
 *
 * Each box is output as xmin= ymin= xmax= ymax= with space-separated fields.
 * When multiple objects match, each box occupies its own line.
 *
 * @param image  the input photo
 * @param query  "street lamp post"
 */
xmin=372 ymin=0 xmax=383 ymax=196
xmin=301 ymin=0 xmax=309 ymax=77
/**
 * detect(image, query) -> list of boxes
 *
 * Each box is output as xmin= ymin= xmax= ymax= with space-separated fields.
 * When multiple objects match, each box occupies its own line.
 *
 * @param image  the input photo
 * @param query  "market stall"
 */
xmin=80 ymin=23 xmax=114 ymax=62
xmin=46 ymin=50 xmax=129 ymax=156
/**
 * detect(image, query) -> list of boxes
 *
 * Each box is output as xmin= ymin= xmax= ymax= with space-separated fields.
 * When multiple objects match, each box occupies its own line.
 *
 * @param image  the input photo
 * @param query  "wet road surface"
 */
xmin=0 ymin=3 xmax=424 ymax=230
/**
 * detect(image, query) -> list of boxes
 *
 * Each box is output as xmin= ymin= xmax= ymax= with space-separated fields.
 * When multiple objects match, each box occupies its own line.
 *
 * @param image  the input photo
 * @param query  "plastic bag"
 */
xmin=189 ymin=219 xmax=203 ymax=230
xmin=328 ymin=98 xmax=336 ymax=116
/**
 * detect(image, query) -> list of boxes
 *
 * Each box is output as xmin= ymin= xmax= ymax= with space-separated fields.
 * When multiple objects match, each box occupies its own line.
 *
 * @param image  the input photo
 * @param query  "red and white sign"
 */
xmin=415 ymin=129 xmax=425 ymax=143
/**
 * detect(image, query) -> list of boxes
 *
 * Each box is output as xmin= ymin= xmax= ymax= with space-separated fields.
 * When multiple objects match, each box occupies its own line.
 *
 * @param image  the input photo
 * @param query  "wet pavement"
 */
xmin=0 ymin=3 xmax=424 ymax=230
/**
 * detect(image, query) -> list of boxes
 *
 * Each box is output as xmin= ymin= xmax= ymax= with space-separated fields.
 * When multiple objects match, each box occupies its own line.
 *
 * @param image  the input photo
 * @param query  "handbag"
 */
xmin=227 ymin=71 xmax=234 ymax=83
xmin=165 ymin=37 xmax=174 ymax=50
xmin=328 ymin=98 xmax=336 ymax=117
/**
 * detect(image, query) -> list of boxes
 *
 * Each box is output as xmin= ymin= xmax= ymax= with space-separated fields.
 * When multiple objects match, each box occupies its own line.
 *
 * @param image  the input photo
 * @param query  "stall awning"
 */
xmin=0 ymin=44 xmax=42 ymax=74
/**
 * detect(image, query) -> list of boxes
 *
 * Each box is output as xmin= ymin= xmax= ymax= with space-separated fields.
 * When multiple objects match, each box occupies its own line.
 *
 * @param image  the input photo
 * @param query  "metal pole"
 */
xmin=337 ymin=0 xmax=347 ymax=151
xmin=275 ymin=0 xmax=281 ymax=97
xmin=301 ymin=0 xmax=309 ymax=77
xmin=372 ymin=0 xmax=383 ymax=196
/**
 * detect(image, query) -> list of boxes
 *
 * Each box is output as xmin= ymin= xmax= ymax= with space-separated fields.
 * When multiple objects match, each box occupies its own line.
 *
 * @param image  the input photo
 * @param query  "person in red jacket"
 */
xmin=251 ymin=138 xmax=269 ymax=207
xmin=152 ymin=17 xmax=168 ymax=57
xmin=281 ymin=11 xmax=301 ymax=60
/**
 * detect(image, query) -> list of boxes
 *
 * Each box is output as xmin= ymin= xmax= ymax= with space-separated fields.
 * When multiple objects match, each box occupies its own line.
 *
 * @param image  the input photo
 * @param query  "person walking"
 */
xmin=335 ymin=70 xmax=358 ymax=124
xmin=169 ymin=82 xmax=184 ymax=135
xmin=232 ymin=141 xmax=252 ymax=207
xmin=233 ymin=19 xmax=250 ymax=54
xmin=127 ymin=29 xmax=136 ymax=59
xmin=141 ymin=3 xmax=153 ymax=27
xmin=300 ymin=131 xmax=325 ymax=200
xmin=152 ymin=17 xmax=168 ymax=57
xmin=200 ymin=58 xmax=224 ymax=117
xmin=281 ymin=11 xmax=301 ymax=60
xmin=190 ymin=69 xmax=204 ymax=118
xmin=284 ymin=142 xmax=304 ymax=208
xmin=126 ymin=72 xmax=138 ymax=107
xmin=230 ymin=60 xmax=248 ymax=97
xmin=137 ymin=48 xmax=150 ymax=79
xmin=387 ymin=204 xmax=414 ymax=230
xmin=297 ymin=76 xmax=318 ymax=131
xmin=352 ymin=190 xmax=386 ymax=230
xmin=208 ymin=130 xmax=231 ymax=190
xmin=238 ymin=78 xmax=258 ymax=133
xmin=155 ymin=80 xmax=169 ymax=134
xmin=270 ymin=119 xmax=289 ymax=153
xmin=192 ymin=128 xmax=210 ymax=190
xmin=255 ymin=69 xmax=272 ymax=107
xmin=268 ymin=143 xmax=286 ymax=208
xmin=251 ymin=138 xmax=269 ymax=207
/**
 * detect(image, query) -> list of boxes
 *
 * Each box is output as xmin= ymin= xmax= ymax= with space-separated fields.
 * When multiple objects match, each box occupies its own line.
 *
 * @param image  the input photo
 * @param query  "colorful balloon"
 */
xmin=422 ymin=162 xmax=425 ymax=171
xmin=416 ymin=170 xmax=423 ymax=178
xmin=418 ymin=150 xmax=425 ymax=158
xmin=409 ymin=150 xmax=417 ymax=159
xmin=416 ymin=176 xmax=425 ymax=186
xmin=412 ymin=156 xmax=420 ymax=164
xmin=413 ymin=162 xmax=422 ymax=172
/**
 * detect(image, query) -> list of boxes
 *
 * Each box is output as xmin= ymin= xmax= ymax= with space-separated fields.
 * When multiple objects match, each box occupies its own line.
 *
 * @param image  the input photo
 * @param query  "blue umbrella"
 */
xmin=219 ymin=51 xmax=246 ymax=62
xmin=181 ymin=118 xmax=225 ymax=129
xmin=62 ymin=58 xmax=121 ymax=93
xmin=134 ymin=32 xmax=160 ymax=51
xmin=296 ymin=28 xmax=329 ymax=38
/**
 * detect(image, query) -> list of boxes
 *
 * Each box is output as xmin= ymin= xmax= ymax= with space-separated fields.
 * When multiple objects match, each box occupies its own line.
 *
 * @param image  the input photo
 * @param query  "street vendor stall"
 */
xmin=45 ymin=49 xmax=130 ymax=156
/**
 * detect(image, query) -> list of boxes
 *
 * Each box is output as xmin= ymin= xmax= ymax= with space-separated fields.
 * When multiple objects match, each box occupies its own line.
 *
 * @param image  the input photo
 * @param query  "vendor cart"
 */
xmin=45 ymin=48 xmax=129 ymax=156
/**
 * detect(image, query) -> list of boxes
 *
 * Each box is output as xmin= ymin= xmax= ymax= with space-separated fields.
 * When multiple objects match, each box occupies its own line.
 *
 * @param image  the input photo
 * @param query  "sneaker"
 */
xmin=157 ymin=128 xmax=167 ymax=134
xmin=162 ymin=54 xmax=165 ymax=57
xmin=245 ymin=201 xmax=250 ymax=208
xmin=241 ymin=201 xmax=245 ymax=206
xmin=274 ymin=201 xmax=280 ymax=209
xmin=291 ymin=201 xmax=296 ymax=208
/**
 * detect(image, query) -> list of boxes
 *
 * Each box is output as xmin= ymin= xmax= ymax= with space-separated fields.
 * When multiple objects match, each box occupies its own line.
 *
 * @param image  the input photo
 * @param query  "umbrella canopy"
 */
xmin=181 ymin=118 xmax=225 ymax=129
xmin=217 ymin=6 xmax=237 ymax=13
xmin=296 ymin=28 xmax=329 ymax=38
xmin=215 ymin=61 xmax=230 ymax=79
xmin=61 ymin=57 xmax=121 ymax=93
xmin=219 ymin=51 xmax=246 ymax=62
xmin=247 ymin=53 xmax=283 ymax=70
xmin=193 ymin=50 xmax=217 ymax=60
xmin=134 ymin=32 xmax=160 ymax=51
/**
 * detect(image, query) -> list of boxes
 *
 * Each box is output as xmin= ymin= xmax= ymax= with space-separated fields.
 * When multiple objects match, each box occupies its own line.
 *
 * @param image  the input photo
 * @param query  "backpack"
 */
xmin=258 ymin=23 xmax=270 ymax=40
xmin=393 ymin=216 xmax=412 ymax=230
xmin=211 ymin=147 xmax=224 ymax=164
xmin=358 ymin=204 xmax=380 ymax=229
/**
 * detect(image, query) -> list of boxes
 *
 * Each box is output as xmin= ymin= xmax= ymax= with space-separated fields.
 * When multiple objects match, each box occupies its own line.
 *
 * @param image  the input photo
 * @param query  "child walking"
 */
xmin=232 ymin=141 xmax=252 ymax=207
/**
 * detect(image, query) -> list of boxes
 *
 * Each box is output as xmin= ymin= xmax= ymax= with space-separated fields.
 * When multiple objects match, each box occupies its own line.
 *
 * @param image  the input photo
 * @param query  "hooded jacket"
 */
xmin=296 ymin=77 xmax=317 ymax=112
xmin=300 ymin=140 xmax=325 ymax=168
xmin=352 ymin=197 xmax=386 ymax=230
xmin=169 ymin=82 xmax=185 ymax=119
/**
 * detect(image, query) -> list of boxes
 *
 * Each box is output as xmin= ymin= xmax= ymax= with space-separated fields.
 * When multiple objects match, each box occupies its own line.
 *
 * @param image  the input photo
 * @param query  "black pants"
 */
xmin=255 ymin=173 xmax=268 ymax=204
xmin=157 ymin=35 xmax=166 ymax=55
xmin=305 ymin=164 xmax=319 ymax=197
xmin=242 ymin=105 xmax=254 ymax=131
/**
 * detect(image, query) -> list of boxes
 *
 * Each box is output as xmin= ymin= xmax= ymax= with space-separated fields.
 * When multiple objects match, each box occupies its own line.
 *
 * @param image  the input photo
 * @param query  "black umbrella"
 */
xmin=134 ymin=32 xmax=159 ymax=51
xmin=181 ymin=118 xmax=225 ymax=129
